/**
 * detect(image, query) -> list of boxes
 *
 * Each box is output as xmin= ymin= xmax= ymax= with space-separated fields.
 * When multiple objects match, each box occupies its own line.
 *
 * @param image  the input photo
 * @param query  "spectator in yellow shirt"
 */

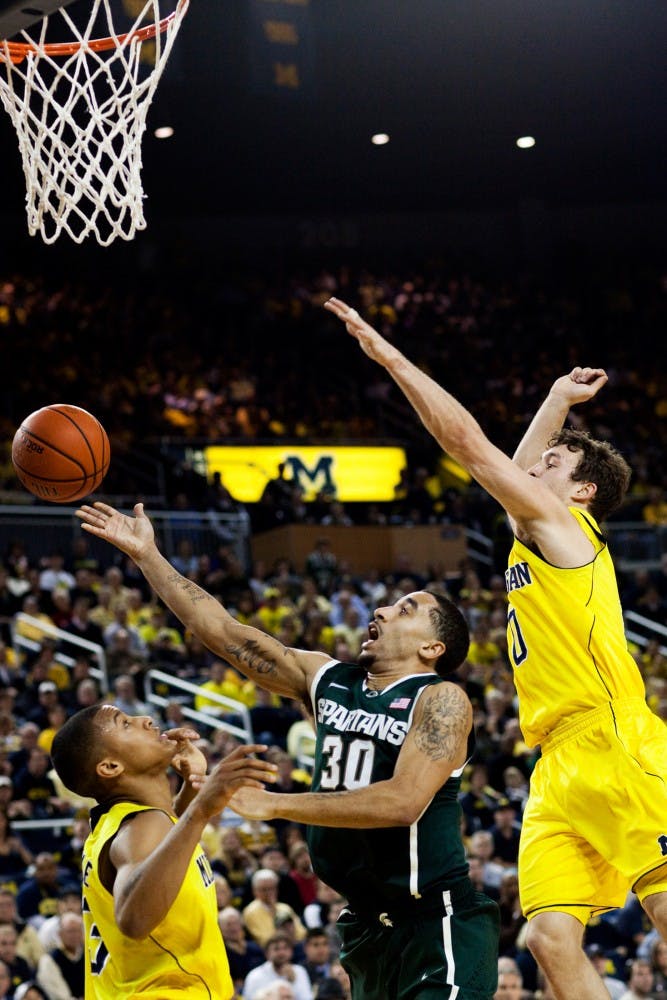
xmin=36 ymin=704 xmax=68 ymax=754
xmin=256 ymin=588 xmax=294 ymax=637
xmin=125 ymin=588 xmax=156 ymax=629
xmin=643 ymin=486 xmax=667 ymax=526
xmin=139 ymin=605 xmax=187 ymax=667
xmin=467 ymin=620 xmax=503 ymax=669
xmin=13 ymin=596 xmax=55 ymax=644
xmin=242 ymin=869 xmax=307 ymax=948
xmin=194 ymin=660 xmax=256 ymax=714
xmin=87 ymin=585 xmax=115 ymax=630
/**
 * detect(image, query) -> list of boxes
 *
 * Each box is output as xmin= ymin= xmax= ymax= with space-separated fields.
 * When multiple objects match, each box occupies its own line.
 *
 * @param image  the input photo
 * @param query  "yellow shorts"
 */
xmin=519 ymin=697 xmax=667 ymax=925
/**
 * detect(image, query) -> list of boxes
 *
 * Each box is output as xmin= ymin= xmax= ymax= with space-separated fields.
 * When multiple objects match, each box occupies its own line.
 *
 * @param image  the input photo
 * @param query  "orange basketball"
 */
xmin=11 ymin=404 xmax=111 ymax=503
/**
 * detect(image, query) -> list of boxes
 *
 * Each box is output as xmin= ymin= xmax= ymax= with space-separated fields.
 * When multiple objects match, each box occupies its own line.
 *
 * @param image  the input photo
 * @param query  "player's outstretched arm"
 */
xmin=324 ymin=297 xmax=497 ymax=472
xmin=229 ymin=682 xmax=471 ymax=828
xmin=111 ymin=744 xmax=277 ymax=939
xmin=76 ymin=502 xmax=329 ymax=699
xmin=512 ymin=367 xmax=608 ymax=470
xmin=323 ymin=298 xmax=601 ymax=566
xmin=324 ymin=297 xmax=547 ymax=523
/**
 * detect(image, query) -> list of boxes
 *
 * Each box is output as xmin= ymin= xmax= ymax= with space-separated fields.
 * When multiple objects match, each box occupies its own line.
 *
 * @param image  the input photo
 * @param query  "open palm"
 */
xmin=76 ymin=501 xmax=155 ymax=560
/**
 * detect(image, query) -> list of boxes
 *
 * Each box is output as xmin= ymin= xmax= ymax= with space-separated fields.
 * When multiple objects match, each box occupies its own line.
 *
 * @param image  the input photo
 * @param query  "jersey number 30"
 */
xmin=319 ymin=735 xmax=375 ymax=790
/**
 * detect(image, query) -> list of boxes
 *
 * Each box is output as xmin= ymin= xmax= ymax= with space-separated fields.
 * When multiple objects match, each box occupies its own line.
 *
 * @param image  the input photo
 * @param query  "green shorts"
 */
xmin=338 ymin=881 xmax=499 ymax=1000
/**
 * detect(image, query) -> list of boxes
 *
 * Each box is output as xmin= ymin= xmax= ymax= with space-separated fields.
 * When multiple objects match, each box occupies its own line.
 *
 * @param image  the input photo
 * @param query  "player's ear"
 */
xmin=419 ymin=639 xmax=445 ymax=665
xmin=574 ymin=480 xmax=597 ymax=502
xmin=96 ymin=757 xmax=124 ymax=780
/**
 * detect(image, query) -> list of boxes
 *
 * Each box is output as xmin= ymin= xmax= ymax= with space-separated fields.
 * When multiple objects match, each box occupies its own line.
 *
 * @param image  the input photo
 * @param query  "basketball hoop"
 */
xmin=0 ymin=0 xmax=190 ymax=245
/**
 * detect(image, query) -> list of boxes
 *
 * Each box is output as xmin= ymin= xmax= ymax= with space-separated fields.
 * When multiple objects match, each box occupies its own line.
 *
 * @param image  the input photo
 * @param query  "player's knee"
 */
xmin=524 ymin=918 xmax=549 ymax=962
xmin=524 ymin=913 xmax=580 ymax=964
xmin=642 ymin=889 xmax=667 ymax=934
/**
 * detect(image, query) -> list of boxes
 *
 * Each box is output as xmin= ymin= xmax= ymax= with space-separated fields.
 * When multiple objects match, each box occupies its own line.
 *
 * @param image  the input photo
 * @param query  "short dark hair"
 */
xmin=305 ymin=926 xmax=329 ymax=942
xmin=549 ymin=428 xmax=631 ymax=523
xmin=424 ymin=591 xmax=470 ymax=677
xmin=50 ymin=705 xmax=106 ymax=800
xmin=265 ymin=931 xmax=292 ymax=950
xmin=315 ymin=978 xmax=345 ymax=999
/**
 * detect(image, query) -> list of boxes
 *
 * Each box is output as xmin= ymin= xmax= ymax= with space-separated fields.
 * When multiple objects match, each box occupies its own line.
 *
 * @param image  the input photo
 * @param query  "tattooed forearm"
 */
xmin=165 ymin=573 xmax=212 ymax=605
xmin=225 ymin=638 xmax=285 ymax=676
xmin=414 ymin=686 xmax=469 ymax=761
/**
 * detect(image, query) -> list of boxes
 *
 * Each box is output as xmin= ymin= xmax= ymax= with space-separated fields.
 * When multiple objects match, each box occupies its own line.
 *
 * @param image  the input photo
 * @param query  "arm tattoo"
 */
xmin=225 ymin=638 xmax=282 ymax=677
xmin=414 ymin=687 xmax=469 ymax=761
xmin=165 ymin=572 xmax=212 ymax=606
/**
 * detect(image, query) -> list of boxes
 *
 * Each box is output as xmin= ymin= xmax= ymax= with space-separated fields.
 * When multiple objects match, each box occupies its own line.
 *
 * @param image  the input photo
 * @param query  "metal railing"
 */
xmin=145 ymin=668 xmax=255 ymax=744
xmin=463 ymin=527 xmax=495 ymax=570
xmin=0 ymin=503 xmax=252 ymax=574
xmin=293 ymin=733 xmax=315 ymax=774
xmin=12 ymin=817 xmax=75 ymax=834
xmin=605 ymin=522 xmax=667 ymax=571
xmin=624 ymin=610 xmax=667 ymax=657
xmin=10 ymin=612 xmax=108 ymax=693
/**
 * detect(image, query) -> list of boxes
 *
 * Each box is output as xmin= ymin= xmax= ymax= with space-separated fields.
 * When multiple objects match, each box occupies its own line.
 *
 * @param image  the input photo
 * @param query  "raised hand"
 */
xmin=76 ymin=501 xmax=155 ymax=560
xmin=551 ymin=367 xmax=608 ymax=407
xmin=324 ymin=296 xmax=400 ymax=367
xmin=165 ymin=727 xmax=208 ymax=782
xmin=194 ymin=745 xmax=277 ymax=818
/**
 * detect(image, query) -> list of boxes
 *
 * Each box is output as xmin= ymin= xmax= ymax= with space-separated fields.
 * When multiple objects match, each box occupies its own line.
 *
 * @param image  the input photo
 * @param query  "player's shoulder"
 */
xmin=416 ymin=678 xmax=472 ymax=713
xmin=570 ymin=506 xmax=606 ymax=544
xmin=314 ymin=658 xmax=358 ymax=682
xmin=95 ymin=804 xmax=173 ymax=856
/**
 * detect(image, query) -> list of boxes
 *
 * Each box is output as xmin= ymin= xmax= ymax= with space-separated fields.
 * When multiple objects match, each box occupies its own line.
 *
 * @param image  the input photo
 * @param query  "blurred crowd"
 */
xmin=0 ymin=516 xmax=664 ymax=997
xmin=1 ymin=260 xmax=667 ymax=516
xmin=0 ymin=257 xmax=666 ymax=996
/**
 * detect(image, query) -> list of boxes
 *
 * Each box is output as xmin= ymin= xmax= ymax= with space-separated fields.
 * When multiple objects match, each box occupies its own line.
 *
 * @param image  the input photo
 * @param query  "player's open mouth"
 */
xmin=367 ymin=622 xmax=380 ymax=640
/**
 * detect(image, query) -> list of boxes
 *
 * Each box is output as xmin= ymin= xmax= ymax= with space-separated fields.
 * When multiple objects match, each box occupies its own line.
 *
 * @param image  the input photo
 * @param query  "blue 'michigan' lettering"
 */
xmin=505 ymin=562 xmax=532 ymax=593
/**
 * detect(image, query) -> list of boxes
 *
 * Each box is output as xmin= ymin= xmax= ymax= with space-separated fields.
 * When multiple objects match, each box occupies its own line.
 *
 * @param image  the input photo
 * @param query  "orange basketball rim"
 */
xmin=0 ymin=0 xmax=191 ymax=245
xmin=0 ymin=1 xmax=186 ymax=64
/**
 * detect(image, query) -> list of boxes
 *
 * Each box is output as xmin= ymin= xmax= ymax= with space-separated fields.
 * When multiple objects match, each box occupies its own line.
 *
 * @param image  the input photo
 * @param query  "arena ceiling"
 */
xmin=0 ymin=1 xmax=666 ymax=225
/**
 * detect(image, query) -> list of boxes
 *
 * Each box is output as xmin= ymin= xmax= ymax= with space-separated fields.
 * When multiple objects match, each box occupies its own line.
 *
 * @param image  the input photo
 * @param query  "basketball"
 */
xmin=11 ymin=404 xmax=111 ymax=504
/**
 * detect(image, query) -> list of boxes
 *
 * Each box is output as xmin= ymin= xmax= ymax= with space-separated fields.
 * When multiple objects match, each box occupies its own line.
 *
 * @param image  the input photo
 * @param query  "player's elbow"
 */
xmin=385 ymin=774 xmax=441 ymax=825
xmin=397 ymin=801 xmax=427 ymax=826
xmin=387 ymin=791 xmax=427 ymax=826
xmin=441 ymin=426 xmax=485 ymax=469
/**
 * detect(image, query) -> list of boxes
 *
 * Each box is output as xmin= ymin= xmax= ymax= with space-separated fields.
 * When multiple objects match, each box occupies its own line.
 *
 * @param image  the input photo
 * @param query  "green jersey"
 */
xmin=306 ymin=660 xmax=470 ymax=911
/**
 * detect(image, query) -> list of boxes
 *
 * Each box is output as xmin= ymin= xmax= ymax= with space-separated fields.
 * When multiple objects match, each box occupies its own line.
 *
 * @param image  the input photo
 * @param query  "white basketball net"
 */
xmin=0 ymin=0 xmax=189 ymax=245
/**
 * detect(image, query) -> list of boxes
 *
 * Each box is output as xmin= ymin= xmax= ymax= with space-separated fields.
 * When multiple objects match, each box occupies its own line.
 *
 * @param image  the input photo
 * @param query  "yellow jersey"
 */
xmin=82 ymin=801 xmax=233 ymax=999
xmin=506 ymin=508 xmax=646 ymax=747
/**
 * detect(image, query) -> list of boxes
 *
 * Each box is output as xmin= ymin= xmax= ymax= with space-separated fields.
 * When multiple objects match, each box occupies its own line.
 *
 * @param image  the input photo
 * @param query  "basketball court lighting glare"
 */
xmin=371 ymin=133 xmax=390 ymax=145
xmin=516 ymin=135 xmax=536 ymax=149
xmin=154 ymin=126 xmax=174 ymax=139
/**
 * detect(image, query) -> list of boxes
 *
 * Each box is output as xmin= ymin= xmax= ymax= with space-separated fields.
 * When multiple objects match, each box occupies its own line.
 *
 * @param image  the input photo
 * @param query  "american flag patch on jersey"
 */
xmin=389 ymin=697 xmax=411 ymax=709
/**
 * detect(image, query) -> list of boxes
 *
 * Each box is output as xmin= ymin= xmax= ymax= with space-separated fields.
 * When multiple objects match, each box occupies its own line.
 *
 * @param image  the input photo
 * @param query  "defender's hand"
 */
xmin=324 ymin=296 xmax=400 ymax=367
xmin=191 ymin=746 xmax=278 ymax=817
xmin=550 ymin=367 xmax=608 ymax=407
